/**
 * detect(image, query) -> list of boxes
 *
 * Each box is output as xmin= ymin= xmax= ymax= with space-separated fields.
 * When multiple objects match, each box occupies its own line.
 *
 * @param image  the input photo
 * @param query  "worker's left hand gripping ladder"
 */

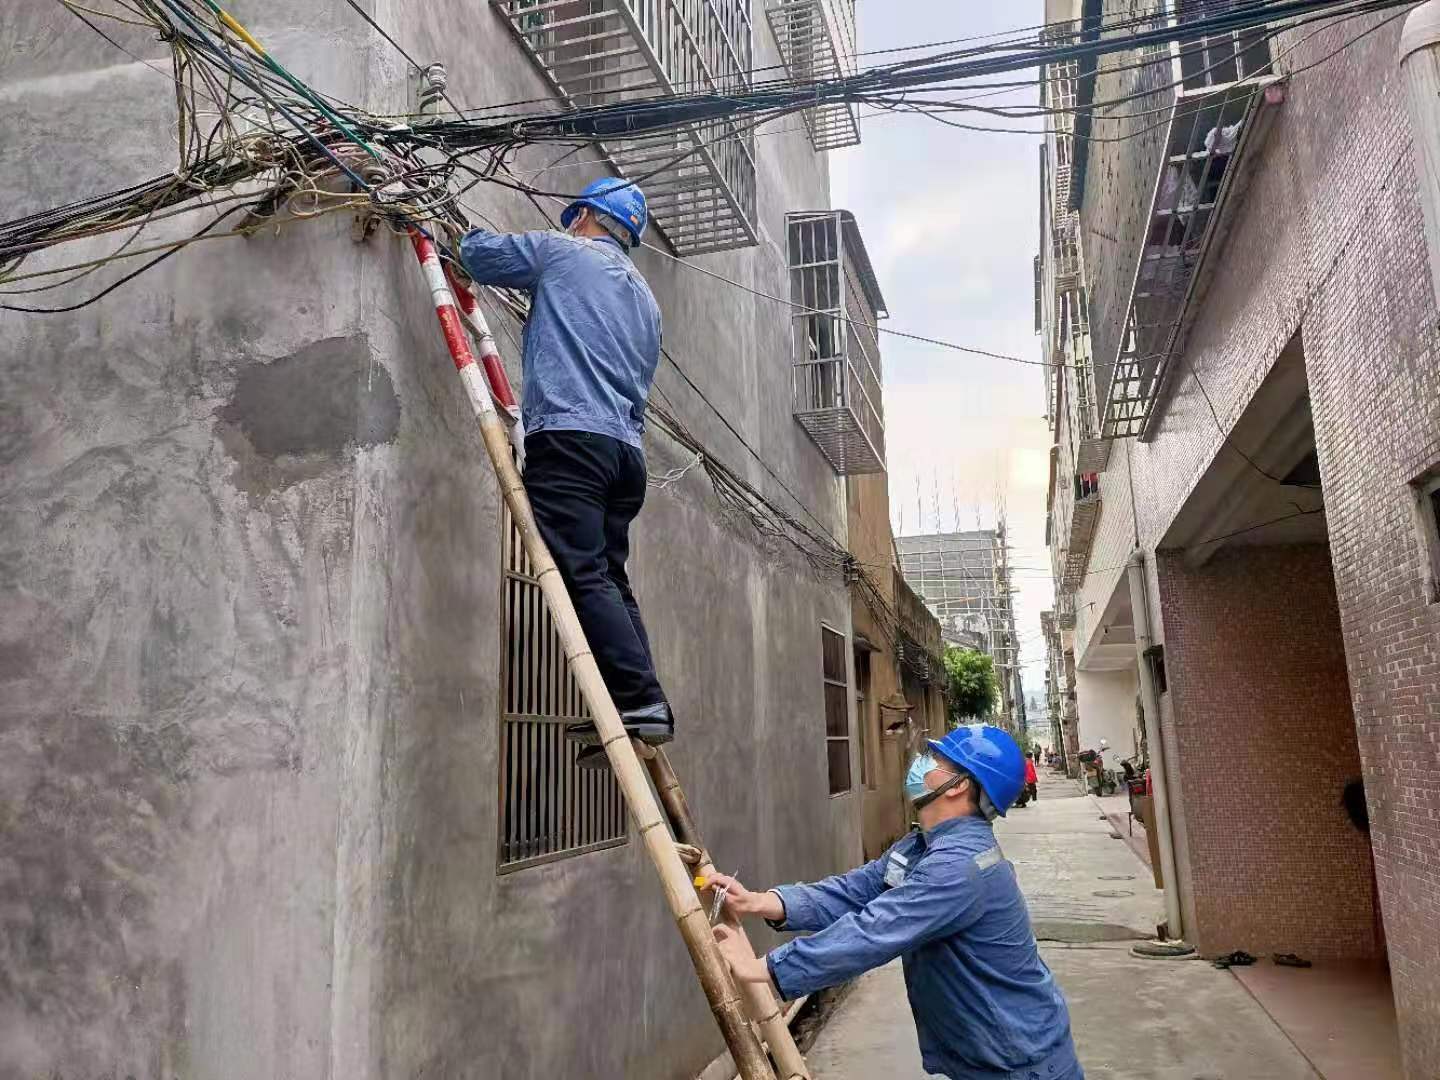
xmin=407 ymin=231 xmax=809 ymax=1080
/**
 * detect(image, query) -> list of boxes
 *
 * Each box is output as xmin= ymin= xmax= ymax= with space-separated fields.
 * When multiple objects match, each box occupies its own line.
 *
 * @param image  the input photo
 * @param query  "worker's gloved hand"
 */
xmin=705 ymin=874 xmax=784 ymax=922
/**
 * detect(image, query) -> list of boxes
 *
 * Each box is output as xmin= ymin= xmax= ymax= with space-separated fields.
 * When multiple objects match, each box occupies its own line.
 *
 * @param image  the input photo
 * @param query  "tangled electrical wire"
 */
xmin=2 ymin=0 xmax=1404 ymax=678
xmin=1 ymin=0 xmax=1416 ymax=303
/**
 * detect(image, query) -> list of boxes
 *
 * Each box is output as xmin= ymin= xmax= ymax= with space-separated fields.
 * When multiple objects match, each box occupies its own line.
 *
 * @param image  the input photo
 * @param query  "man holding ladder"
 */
xmin=709 ymin=724 xmax=1084 ymax=1079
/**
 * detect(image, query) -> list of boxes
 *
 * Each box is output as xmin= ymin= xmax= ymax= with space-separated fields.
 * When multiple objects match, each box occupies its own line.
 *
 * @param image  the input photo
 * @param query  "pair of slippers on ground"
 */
xmin=1212 ymin=951 xmax=1312 ymax=969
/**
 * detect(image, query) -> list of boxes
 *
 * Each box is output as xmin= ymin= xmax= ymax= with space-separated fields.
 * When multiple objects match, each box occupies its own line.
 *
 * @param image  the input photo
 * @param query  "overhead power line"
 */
xmin=3 ymin=0 xmax=1411 ymax=296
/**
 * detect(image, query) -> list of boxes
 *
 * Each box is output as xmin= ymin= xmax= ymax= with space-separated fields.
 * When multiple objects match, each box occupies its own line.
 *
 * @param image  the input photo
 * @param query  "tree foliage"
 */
xmin=944 ymin=646 xmax=998 ymax=724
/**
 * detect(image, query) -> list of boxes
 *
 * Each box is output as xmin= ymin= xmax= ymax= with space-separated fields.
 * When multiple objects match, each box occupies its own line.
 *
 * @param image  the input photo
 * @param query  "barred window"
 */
xmin=821 ymin=625 xmax=852 ymax=795
xmin=1174 ymin=0 xmax=1273 ymax=90
xmin=1411 ymin=470 xmax=1440 ymax=606
xmin=499 ymin=507 xmax=628 ymax=871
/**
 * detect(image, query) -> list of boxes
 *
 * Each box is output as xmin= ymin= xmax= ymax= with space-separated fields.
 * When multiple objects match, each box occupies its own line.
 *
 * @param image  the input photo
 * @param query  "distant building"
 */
xmin=896 ymin=529 xmax=1020 ymax=732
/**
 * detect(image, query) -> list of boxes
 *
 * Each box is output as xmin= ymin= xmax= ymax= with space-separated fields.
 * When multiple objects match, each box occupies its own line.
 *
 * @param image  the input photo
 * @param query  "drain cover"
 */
xmin=1098 ymin=875 xmax=1135 ymax=881
xmin=1093 ymin=889 xmax=1135 ymax=898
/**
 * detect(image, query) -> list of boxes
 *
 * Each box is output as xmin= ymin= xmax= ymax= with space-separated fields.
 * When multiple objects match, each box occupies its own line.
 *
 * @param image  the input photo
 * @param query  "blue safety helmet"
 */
xmin=560 ymin=177 xmax=648 ymax=248
xmin=928 ymin=723 xmax=1026 ymax=817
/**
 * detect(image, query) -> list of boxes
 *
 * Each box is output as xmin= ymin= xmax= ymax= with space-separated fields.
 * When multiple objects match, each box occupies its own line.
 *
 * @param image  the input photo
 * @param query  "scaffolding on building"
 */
xmin=895 ymin=526 xmax=1020 ymax=733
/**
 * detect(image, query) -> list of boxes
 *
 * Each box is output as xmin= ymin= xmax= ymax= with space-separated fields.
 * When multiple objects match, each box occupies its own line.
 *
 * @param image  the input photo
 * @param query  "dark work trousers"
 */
xmin=523 ymin=429 xmax=667 ymax=714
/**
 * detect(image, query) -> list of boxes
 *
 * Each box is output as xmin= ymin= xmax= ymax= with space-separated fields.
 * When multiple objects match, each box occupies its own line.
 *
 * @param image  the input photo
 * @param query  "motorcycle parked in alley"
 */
xmin=1121 ymin=754 xmax=1150 ymax=824
xmin=1077 ymin=748 xmax=1118 ymax=796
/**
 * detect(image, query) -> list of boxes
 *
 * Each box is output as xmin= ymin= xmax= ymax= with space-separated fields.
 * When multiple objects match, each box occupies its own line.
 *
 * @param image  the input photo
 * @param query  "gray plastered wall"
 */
xmin=0 ymin=2 xmax=864 ymax=1076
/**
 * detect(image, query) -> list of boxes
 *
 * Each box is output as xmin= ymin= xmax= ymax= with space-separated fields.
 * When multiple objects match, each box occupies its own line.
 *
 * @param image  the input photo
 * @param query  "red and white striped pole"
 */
xmin=410 ymin=230 xmax=499 ymax=421
xmin=442 ymin=263 xmax=519 ymax=413
xmin=441 ymin=260 xmax=526 ymax=464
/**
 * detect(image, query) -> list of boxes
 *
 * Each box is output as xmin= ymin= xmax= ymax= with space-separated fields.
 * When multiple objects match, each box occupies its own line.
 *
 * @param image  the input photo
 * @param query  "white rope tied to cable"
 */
xmin=648 ymin=451 xmax=703 ymax=490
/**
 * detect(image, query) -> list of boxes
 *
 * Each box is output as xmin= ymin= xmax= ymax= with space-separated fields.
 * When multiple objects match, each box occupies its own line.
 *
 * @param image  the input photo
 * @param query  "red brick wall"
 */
xmin=1275 ymin=17 xmax=1440 ymax=1072
xmin=1157 ymin=545 xmax=1376 ymax=961
xmin=1302 ymin=109 xmax=1440 ymax=1080
xmin=1067 ymin=10 xmax=1440 ymax=1070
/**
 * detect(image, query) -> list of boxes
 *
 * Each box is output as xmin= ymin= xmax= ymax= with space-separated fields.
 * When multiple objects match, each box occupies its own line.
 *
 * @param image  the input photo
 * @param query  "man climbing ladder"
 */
xmin=457 ymin=177 xmax=674 ymax=767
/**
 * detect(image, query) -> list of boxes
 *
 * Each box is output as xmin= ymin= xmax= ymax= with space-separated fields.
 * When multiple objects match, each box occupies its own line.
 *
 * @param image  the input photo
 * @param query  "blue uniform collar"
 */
xmin=922 ymin=814 xmax=993 ymax=842
xmin=591 ymin=234 xmax=628 ymax=255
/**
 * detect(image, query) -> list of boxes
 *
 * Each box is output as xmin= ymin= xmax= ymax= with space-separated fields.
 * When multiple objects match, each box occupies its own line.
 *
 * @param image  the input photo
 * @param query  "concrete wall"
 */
xmin=848 ymin=474 xmax=905 ymax=857
xmin=0 ymin=3 xmax=864 ymax=1077
xmin=847 ymin=475 xmax=945 ymax=858
xmin=1073 ymin=666 xmax=1140 ymax=759
xmin=1157 ymin=546 xmax=1375 ymax=961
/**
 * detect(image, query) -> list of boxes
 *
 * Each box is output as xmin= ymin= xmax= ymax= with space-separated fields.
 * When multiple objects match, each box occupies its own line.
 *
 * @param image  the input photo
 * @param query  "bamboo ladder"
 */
xmin=408 ymin=231 xmax=810 ymax=1080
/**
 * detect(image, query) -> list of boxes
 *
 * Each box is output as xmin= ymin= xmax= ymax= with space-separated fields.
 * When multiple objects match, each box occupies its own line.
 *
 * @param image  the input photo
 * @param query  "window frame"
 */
xmin=854 ymin=646 xmax=874 ymax=790
xmin=820 ymin=623 xmax=853 ymax=797
xmin=1410 ymin=469 xmax=1440 ymax=606
xmin=496 ymin=502 xmax=629 ymax=873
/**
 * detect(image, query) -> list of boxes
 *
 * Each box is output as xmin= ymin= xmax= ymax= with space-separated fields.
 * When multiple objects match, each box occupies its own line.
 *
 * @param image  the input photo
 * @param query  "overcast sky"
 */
xmin=830 ymin=1 xmax=1054 ymax=706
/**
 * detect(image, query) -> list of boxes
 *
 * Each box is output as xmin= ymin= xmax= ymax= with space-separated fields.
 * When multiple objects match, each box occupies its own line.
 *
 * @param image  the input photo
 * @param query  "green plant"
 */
xmin=943 ymin=646 xmax=998 ymax=724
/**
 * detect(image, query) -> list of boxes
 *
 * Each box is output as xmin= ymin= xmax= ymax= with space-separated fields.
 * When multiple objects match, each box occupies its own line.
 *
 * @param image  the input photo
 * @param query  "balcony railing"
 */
xmin=788 ymin=210 xmax=887 ymax=475
xmin=765 ymin=0 xmax=860 ymax=151
xmin=1100 ymin=46 xmax=1285 ymax=437
xmin=1045 ymin=56 xmax=1079 ymax=217
xmin=1052 ymin=213 xmax=1080 ymax=291
xmin=1060 ymin=280 xmax=1110 ymax=473
xmin=1060 ymin=471 xmax=1100 ymax=589
xmin=1055 ymin=590 xmax=1076 ymax=631
xmin=492 ymin=0 xmax=758 ymax=256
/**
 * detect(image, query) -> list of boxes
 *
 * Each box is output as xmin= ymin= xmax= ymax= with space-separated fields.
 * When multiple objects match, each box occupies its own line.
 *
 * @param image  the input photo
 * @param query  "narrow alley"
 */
xmin=804 ymin=771 xmax=1401 ymax=1080
xmin=9 ymin=1 xmax=1440 ymax=1077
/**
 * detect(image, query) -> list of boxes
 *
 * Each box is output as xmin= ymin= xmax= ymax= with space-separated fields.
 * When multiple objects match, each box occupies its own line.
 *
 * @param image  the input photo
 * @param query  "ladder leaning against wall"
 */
xmin=407 ymin=230 xmax=810 ymax=1080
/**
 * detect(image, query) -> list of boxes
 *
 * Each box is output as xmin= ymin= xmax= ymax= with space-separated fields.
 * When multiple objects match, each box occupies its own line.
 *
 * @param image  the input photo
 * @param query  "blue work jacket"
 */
xmin=768 ymin=816 xmax=1082 ymax=1080
xmin=458 ymin=229 xmax=661 ymax=448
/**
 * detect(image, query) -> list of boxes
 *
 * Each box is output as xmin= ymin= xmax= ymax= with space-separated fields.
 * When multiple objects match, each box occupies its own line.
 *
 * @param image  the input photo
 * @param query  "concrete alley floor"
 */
xmin=804 ymin=772 xmax=1319 ymax=1080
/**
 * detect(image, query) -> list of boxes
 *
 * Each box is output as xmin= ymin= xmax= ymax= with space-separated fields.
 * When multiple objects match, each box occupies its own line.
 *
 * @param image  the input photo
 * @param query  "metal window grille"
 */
xmin=764 ymin=0 xmax=860 ymax=151
xmin=1045 ymin=57 xmax=1079 ymax=215
xmin=787 ymin=211 xmax=886 ymax=475
xmin=498 ymin=504 xmax=628 ymax=871
xmin=854 ymin=647 xmax=871 ymax=789
xmin=1052 ymin=214 xmax=1079 ymax=290
xmin=1411 ymin=471 xmax=1440 ymax=605
xmin=1174 ymin=0 xmax=1274 ymax=91
xmin=492 ymin=0 xmax=758 ymax=256
xmin=1103 ymin=73 xmax=1280 ymax=439
xmin=821 ymin=625 xmax=851 ymax=795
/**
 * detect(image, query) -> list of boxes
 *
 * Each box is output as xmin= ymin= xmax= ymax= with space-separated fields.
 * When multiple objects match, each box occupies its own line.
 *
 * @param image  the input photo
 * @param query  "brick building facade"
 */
xmin=1039 ymin=4 xmax=1440 ymax=1072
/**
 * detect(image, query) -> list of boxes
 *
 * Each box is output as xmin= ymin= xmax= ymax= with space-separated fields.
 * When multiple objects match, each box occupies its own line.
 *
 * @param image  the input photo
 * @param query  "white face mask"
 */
xmin=904 ymin=753 xmax=966 ymax=811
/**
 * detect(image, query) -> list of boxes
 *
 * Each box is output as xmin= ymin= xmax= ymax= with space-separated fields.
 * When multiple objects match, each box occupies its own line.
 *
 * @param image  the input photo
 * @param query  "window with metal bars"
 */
xmin=1411 ymin=470 xmax=1440 ymax=606
xmin=821 ymin=625 xmax=852 ymax=795
xmin=854 ymin=646 xmax=872 ymax=789
xmin=1174 ymin=0 xmax=1274 ymax=90
xmin=498 ymin=504 xmax=628 ymax=871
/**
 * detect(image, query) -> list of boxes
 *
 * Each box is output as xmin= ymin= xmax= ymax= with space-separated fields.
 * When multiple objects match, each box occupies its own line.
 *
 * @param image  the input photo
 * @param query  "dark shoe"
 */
xmin=565 ymin=702 xmax=674 ymax=747
xmin=575 ymin=745 xmax=611 ymax=771
xmin=574 ymin=734 xmax=674 ymax=771
xmin=565 ymin=721 xmax=600 ymax=745
xmin=1212 ymin=950 xmax=1257 ymax=970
